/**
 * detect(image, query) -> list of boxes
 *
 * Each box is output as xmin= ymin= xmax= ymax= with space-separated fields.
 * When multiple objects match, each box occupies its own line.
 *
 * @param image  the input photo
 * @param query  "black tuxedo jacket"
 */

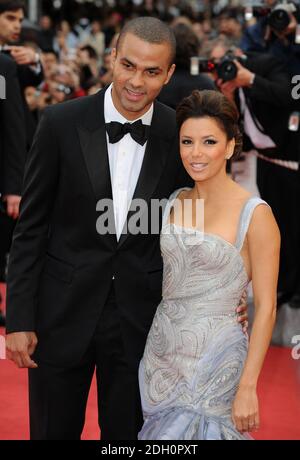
xmin=17 ymin=61 xmax=44 ymax=150
xmin=158 ymin=68 xmax=215 ymax=109
xmin=0 ymin=53 xmax=26 ymax=196
xmin=6 ymin=87 xmax=192 ymax=368
xmin=237 ymin=52 xmax=299 ymax=162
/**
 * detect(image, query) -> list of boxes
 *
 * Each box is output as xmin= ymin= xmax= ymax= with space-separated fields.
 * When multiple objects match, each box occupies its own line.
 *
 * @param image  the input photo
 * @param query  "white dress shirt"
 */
xmin=239 ymin=89 xmax=298 ymax=171
xmin=239 ymin=88 xmax=276 ymax=150
xmin=104 ymin=84 xmax=154 ymax=240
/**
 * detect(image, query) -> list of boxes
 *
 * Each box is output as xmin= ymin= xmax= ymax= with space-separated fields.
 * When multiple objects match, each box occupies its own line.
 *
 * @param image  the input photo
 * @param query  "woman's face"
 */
xmin=180 ymin=116 xmax=235 ymax=182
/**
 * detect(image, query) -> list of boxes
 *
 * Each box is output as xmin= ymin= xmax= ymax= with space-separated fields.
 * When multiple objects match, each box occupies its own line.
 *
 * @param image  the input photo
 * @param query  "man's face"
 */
xmin=43 ymin=52 xmax=57 ymax=68
xmin=111 ymin=32 xmax=175 ymax=120
xmin=210 ymin=44 xmax=227 ymax=63
xmin=209 ymin=45 xmax=227 ymax=82
xmin=42 ymin=52 xmax=58 ymax=77
xmin=40 ymin=16 xmax=52 ymax=31
xmin=0 ymin=9 xmax=24 ymax=45
xmin=219 ymin=18 xmax=242 ymax=38
xmin=77 ymin=49 xmax=91 ymax=65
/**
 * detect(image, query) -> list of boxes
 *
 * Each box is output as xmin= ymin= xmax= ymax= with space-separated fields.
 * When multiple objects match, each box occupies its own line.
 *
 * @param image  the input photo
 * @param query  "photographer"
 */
xmin=241 ymin=2 xmax=300 ymax=308
xmin=0 ymin=1 xmax=44 ymax=325
xmin=0 ymin=52 xmax=26 ymax=326
xmin=0 ymin=0 xmax=44 ymax=149
xmin=241 ymin=0 xmax=300 ymax=75
xmin=158 ymin=23 xmax=215 ymax=110
xmin=207 ymin=37 xmax=299 ymax=306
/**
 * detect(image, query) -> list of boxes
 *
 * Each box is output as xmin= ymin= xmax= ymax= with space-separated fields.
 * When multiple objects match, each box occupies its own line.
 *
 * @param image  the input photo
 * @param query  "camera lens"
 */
xmin=268 ymin=8 xmax=290 ymax=32
xmin=217 ymin=59 xmax=238 ymax=82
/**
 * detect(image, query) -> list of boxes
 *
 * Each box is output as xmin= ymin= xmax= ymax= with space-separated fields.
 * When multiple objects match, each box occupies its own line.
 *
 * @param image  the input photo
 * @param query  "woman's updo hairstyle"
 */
xmin=176 ymin=90 xmax=243 ymax=161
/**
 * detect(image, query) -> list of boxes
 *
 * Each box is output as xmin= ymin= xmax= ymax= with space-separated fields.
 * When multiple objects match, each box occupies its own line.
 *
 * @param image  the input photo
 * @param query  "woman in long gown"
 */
xmin=138 ymin=90 xmax=280 ymax=440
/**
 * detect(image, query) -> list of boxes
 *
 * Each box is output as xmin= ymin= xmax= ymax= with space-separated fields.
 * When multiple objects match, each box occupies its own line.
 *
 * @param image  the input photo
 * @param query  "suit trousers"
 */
xmin=28 ymin=282 xmax=144 ymax=440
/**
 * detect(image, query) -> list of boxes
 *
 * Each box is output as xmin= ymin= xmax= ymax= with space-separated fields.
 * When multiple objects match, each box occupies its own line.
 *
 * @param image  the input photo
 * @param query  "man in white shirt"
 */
xmin=105 ymin=83 xmax=154 ymax=241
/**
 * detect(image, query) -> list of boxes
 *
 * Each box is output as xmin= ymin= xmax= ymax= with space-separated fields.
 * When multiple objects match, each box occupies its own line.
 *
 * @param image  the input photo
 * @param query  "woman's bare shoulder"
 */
xmin=247 ymin=203 xmax=281 ymax=248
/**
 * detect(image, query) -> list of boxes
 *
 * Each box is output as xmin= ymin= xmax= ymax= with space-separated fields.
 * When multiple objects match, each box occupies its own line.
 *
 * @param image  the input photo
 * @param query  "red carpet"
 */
xmin=1 ymin=283 xmax=299 ymax=440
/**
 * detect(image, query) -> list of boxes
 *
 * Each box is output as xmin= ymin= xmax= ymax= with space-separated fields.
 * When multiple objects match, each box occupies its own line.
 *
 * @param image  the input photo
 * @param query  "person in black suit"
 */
xmin=0 ymin=0 xmax=43 ymax=305
xmin=0 ymin=52 xmax=26 ymax=210
xmin=209 ymin=38 xmax=299 ymax=305
xmin=240 ymin=0 xmax=300 ymax=77
xmin=241 ymin=2 xmax=300 ymax=309
xmin=158 ymin=23 xmax=215 ymax=110
xmin=5 ymin=18 xmax=248 ymax=440
xmin=0 ymin=52 xmax=26 ymax=326
xmin=0 ymin=0 xmax=44 ymax=149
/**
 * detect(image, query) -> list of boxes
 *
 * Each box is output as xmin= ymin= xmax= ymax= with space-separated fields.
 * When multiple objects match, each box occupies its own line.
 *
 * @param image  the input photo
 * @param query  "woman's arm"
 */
xmin=232 ymin=204 xmax=280 ymax=434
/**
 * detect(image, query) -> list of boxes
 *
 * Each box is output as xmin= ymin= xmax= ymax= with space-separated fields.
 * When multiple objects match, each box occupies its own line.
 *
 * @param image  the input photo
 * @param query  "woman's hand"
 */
xmin=232 ymin=385 xmax=259 ymax=433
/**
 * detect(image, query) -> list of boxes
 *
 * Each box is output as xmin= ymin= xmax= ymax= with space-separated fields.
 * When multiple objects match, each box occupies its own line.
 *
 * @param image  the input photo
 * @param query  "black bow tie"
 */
xmin=106 ymin=120 xmax=150 ymax=146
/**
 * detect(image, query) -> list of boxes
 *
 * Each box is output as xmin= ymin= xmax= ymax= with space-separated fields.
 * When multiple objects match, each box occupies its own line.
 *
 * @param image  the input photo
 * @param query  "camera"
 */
xmin=245 ymin=1 xmax=298 ymax=32
xmin=191 ymin=52 xmax=247 ymax=82
xmin=54 ymin=84 xmax=73 ymax=96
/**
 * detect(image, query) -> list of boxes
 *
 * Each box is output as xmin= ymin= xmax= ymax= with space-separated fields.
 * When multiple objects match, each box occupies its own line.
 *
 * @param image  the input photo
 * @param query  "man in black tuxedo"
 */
xmin=0 ymin=52 xmax=26 ymax=326
xmin=6 ymin=18 xmax=247 ymax=440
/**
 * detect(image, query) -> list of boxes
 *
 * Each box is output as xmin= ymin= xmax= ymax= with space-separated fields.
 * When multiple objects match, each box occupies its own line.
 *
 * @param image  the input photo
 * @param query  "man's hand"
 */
xmin=233 ymin=60 xmax=255 ymax=88
xmin=236 ymin=290 xmax=249 ymax=335
xmin=7 ymin=46 xmax=38 ymax=66
xmin=217 ymin=78 xmax=237 ymax=103
xmin=3 ymin=195 xmax=21 ymax=220
xmin=6 ymin=332 xmax=38 ymax=369
xmin=217 ymin=60 xmax=255 ymax=98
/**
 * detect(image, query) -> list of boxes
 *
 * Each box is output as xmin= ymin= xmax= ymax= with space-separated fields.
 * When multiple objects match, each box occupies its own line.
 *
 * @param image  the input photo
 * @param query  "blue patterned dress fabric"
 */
xmin=138 ymin=188 xmax=268 ymax=440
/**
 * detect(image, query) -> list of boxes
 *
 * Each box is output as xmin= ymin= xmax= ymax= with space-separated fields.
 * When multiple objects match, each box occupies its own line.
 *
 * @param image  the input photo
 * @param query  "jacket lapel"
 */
xmin=77 ymin=88 xmax=117 ymax=242
xmin=77 ymin=91 xmax=174 ymax=248
xmin=77 ymin=88 xmax=112 ymax=202
xmin=77 ymin=123 xmax=112 ymax=201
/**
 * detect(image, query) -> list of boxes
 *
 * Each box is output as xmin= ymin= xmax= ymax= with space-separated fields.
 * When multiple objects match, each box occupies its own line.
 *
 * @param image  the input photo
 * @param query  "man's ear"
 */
xmin=165 ymin=63 xmax=176 ymax=85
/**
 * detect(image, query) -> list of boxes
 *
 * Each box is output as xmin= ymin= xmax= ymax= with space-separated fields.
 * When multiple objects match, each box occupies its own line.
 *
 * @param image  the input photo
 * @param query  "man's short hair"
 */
xmin=201 ymin=35 xmax=237 ymax=58
xmin=116 ymin=17 xmax=176 ymax=66
xmin=0 ymin=0 xmax=25 ymax=15
xmin=80 ymin=45 xmax=98 ymax=60
xmin=42 ymin=48 xmax=59 ymax=59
